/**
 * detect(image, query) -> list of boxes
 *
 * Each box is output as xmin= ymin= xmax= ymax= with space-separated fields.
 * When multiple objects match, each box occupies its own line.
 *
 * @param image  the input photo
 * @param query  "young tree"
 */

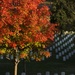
xmin=0 ymin=0 xmax=57 ymax=75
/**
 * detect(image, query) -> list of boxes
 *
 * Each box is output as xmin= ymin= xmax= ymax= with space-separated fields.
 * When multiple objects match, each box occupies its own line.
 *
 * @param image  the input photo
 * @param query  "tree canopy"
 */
xmin=50 ymin=0 xmax=75 ymax=31
xmin=0 ymin=0 xmax=57 ymax=61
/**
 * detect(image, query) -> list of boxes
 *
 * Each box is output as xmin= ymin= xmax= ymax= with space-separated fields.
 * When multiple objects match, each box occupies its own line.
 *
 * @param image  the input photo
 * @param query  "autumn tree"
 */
xmin=0 ymin=0 xmax=57 ymax=75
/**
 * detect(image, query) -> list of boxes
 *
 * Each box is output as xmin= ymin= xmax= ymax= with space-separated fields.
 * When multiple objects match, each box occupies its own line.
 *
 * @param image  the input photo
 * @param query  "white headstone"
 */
xmin=64 ymin=49 xmax=67 ymax=53
xmin=21 ymin=72 xmax=26 ymax=75
xmin=10 ymin=55 xmax=14 ymax=59
xmin=55 ymin=39 xmax=57 ymax=42
xmin=61 ymin=34 xmax=64 ymax=37
xmin=65 ymin=43 xmax=67 ymax=46
xmin=62 ymin=51 xmax=64 ymax=55
xmin=69 ymin=38 xmax=72 ymax=42
xmin=63 ymin=44 xmax=65 ymax=47
xmin=62 ymin=39 xmax=64 ymax=42
xmin=58 ymin=47 xmax=60 ymax=51
xmin=73 ymin=50 xmax=75 ymax=54
xmin=63 ymin=56 xmax=66 ymax=61
xmin=5 ymin=72 xmax=10 ymax=75
xmin=57 ymin=37 xmax=59 ymax=41
xmin=65 ymin=36 xmax=68 ymax=40
xmin=59 ymin=40 xmax=62 ymax=44
xmin=55 ymin=49 xmax=58 ymax=53
xmin=54 ymin=73 xmax=58 ymax=75
xmin=55 ymin=34 xmax=57 ymax=37
xmin=59 ymin=52 xmax=62 ymax=56
xmin=69 ymin=46 xmax=71 ymax=49
xmin=37 ymin=73 xmax=41 ymax=75
xmin=67 ymin=34 xmax=70 ymax=38
xmin=61 ymin=72 xmax=65 ymax=75
xmin=64 ymin=37 xmax=66 ymax=41
xmin=71 ymin=44 xmax=74 ymax=47
xmin=0 ymin=55 xmax=3 ymax=59
xmin=56 ymin=55 xmax=59 ymax=59
xmin=42 ymin=57 xmax=45 ymax=60
xmin=57 ymin=42 xmax=60 ymax=46
xmin=55 ymin=43 xmax=58 ymax=47
xmin=66 ymin=55 xmax=69 ymax=59
xmin=46 ymin=71 xmax=50 ymax=75
xmin=50 ymin=47 xmax=52 ymax=51
xmin=69 ymin=53 xmax=71 ymax=57
xmin=53 ymin=46 xmax=55 ymax=49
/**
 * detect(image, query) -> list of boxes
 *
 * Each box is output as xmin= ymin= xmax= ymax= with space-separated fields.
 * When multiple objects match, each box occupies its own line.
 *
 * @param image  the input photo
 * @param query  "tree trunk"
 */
xmin=14 ymin=61 xmax=18 ymax=75
xmin=14 ymin=47 xmax=19 ymax=75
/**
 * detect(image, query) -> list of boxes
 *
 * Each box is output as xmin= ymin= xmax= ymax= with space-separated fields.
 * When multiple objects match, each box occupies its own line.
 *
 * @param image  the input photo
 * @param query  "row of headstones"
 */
xmin=37 ymin=72 xmax=74 ymax=75
xmin=50 ymin=40 xmax=74 ymax=51
xmin=54 ymin=33 xmax=75 ymax=38
xmin=55 ymin=44 xmax=74 ymax=53
xmin=49 ymin=46 xmax=75 ymax=61
xmin=54 ymin=34 xmax=75 ymax=43
xmin=54 ymin=33 xmax=72 ymax=37
xmin=5 ymin=72 xmax=75 ymax=75
xmin=49 ymin=49 xmax=75 ymax=57
xmin=56 ymin=50 xmax=75 ymax=61
xmin=54 ymin=34 xmax=74 ymax=52
xmin=56 ymin=49 xmax=75 ymax=58
xmin=0 ymin=54 xmax=14 ymax=59
xmin=0 ymin=49 xmax=75 ymax=61
xmin=49 ymin=34 xmax=75 ymax=61
xmin=5 ymin=72 xmax=26 ymax=75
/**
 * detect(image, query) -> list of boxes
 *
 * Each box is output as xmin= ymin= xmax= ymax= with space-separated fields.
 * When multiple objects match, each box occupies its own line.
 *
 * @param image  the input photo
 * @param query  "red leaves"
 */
xmin=11 ymin=43 xmax=17 ymax=48
xmin=0 ymin=38 xmax=3 ymax=43
xmin=9 ymin=42 xmax=17 ymax=48
xmin=0 ymin=21 xmax=3 ymax=28
xmin=40 ymin=51 xmax=50 ymax=58
xmin=20 ymin=52 xmax=28 ymax=58
xmin=0 ymin=0 xmax=57 ymax=44
xmin=34 ymin=33 xmax=47 ymax=42
xmin=0 ymin=0 xmax=58 ymax=59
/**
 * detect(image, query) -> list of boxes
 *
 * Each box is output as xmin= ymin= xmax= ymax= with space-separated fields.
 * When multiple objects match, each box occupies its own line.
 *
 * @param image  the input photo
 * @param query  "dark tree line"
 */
xmin=49 ymin=0 xmax=75 ymax=31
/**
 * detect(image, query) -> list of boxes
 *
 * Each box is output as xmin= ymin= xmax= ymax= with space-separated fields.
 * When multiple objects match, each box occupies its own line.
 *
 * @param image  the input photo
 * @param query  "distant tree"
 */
xmin=0 ymin=0 xmax=57 ymax=75
xmin=50 ymin=0 xmax=75 ymax=31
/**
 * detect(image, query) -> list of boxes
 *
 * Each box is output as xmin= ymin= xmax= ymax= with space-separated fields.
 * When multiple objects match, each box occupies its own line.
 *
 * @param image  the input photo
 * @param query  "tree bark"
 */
xmin=14 ymin=61 xmax=18 ymax=75
xmin=14 ymin=47 xmax=19 ymax=75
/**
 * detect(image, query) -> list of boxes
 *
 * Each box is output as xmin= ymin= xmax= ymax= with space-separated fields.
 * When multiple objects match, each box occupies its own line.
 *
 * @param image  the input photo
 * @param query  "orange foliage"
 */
xmin=36 ymin=57 xmax=41 ymax=61
xmin=40 ymin=51 xmax=50 ymax=58
xmin=0 ymin=50 xmax=6 ymax=54
xmin=0 ymin=0 xmax=58 ymax=59
xmin=20 ymin=52 xmax=28 ymax=58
